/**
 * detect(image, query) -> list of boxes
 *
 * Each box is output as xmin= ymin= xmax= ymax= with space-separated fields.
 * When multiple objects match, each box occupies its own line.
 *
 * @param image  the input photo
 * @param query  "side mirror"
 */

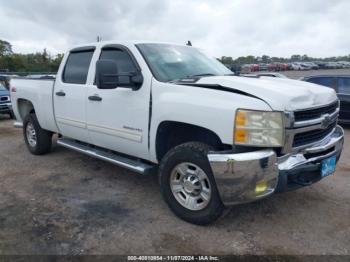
xmin=96 ymin=59 xmax=143 ymax=90
xmin=96 ymin=59 xmax=119 ymax=89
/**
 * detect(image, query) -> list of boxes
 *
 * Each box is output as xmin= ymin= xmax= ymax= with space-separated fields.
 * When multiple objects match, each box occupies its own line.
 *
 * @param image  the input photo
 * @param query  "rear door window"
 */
xmin=63 ymin=50 xmax=94 ymax=84
xmin=338 ymin=77 xmax=350 ymax=94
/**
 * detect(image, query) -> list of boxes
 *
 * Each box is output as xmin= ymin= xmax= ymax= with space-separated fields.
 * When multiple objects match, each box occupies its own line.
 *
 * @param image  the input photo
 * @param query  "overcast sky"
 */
xmin=0 ymin=0 xmax=349 ymax=58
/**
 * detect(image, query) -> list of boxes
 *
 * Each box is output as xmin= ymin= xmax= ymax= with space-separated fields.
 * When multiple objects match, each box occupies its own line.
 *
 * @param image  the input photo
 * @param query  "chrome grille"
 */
xmin=282 ymin=100 xmax=340 ymax=153
xmin=0 ymin=96 xmax=9 ymax=102
xmin=292 ymin=121 xmax=337 ymax=147
xmin=294 ymin=101 xmax=338 ymax=122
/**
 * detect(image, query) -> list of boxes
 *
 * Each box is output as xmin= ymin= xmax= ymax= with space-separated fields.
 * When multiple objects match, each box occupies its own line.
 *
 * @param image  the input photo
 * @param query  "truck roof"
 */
xmin=68 ymin=40 xmax=191 ymax=52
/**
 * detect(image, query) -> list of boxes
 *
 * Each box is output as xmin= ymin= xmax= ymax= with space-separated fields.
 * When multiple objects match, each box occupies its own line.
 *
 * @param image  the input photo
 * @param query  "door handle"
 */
xmin=55 ymin=91 xmax=66 ymax=97
xmin=88 ymin=95 xmax=102 ymax=101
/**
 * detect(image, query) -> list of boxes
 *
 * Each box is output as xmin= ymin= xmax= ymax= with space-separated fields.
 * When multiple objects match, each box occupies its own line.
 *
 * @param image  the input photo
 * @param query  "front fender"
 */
xmin=149 ymin=81 xmax=271 ymax=162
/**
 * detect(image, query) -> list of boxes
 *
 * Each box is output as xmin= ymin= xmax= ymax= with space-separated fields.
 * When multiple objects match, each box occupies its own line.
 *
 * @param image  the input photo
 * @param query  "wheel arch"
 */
xmin=17 ymin=99 xmax=35 ymax=121
xmin=155 ymin=120 xmax=228 ymax=162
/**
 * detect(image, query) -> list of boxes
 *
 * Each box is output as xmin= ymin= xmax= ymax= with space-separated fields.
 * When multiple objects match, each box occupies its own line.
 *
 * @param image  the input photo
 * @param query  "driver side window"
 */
xmin=95 ymin=48 xmax=139 ymax=89
xmin=99 ymin=48 xmax=137 ymax=73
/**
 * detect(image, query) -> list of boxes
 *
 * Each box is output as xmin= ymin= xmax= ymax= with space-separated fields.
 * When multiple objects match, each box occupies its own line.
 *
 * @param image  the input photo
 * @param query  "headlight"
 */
xmin=234 ymin=109 xmax=284 ymax=147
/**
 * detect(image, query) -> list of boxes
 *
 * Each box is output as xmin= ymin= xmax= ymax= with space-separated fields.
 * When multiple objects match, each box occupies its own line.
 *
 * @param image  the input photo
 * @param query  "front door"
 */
xmin=86 ymin=45 xmax=151 ymax=159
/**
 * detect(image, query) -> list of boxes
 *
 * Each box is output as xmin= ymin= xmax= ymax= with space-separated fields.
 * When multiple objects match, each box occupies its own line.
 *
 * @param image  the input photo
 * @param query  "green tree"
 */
xmin=220 ymin=56 xmax=234 ymax=65
xmin=291 ymin=55 xmax=301 ymax=62
xmin=261 ymin=55 xmax=270 ymax=63
xmin=302 ymin=54 xmax=310 ymax=61
xmin=42 ymin=48 xmax=49 ymax=63
xmin=0 ymin=39 xmax=64 ymax=73
xmin=0 ymin=40 xmax=13 ymax=56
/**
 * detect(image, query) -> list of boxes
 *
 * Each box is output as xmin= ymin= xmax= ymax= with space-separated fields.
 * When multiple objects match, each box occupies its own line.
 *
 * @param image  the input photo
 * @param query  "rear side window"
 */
xmin=307 ymin=77 xmax=334 ymax=89
xmin=63 ymin=51 xmax=94 ymax=84
xmin=99 ymin=49 xmax=137 ymax=73
xmin=338 ymin=77 xmax=350 ymax=94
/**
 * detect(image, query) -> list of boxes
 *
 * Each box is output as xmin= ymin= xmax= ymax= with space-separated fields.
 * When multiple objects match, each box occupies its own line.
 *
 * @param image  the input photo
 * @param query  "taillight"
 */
xmin=11 ymin=87 xmax=16 ymax=92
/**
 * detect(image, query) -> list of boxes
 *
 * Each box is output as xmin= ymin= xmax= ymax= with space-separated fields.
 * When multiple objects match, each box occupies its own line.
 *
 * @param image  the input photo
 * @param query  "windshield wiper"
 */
xmin=168 ymin=73 xmax=217 ymax=83
xmin=186 ymin=73 xmax=216 ymax=78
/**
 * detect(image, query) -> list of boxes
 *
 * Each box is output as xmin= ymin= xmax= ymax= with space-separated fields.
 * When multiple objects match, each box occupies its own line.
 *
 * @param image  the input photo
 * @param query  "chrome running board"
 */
xmin=13 ymin=121 xmax=23 ymax=128
xmin=57 ymin=138 xmax=155 ymax=175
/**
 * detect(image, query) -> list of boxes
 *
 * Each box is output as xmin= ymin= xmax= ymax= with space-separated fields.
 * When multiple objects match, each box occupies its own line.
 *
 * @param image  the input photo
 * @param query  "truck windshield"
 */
xmin=136 ymin=43 xmax=232 ymax=82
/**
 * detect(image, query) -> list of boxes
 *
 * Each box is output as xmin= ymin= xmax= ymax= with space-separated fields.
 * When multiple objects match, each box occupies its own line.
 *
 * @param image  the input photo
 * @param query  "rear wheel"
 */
xmin=23 ymin=114 xmax=52 ymax=155
xmin=159 ymin=142 xmax=224 ymax=225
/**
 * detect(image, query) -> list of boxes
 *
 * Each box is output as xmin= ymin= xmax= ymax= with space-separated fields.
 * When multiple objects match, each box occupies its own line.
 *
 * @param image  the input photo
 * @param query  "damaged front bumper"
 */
xmin=208 ymin=125 xmax=344 ymax=206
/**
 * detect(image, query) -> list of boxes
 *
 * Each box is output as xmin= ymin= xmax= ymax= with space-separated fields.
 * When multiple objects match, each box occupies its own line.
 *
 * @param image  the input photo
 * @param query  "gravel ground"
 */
xmin=0 ymin=70 xmax=349 ymax=255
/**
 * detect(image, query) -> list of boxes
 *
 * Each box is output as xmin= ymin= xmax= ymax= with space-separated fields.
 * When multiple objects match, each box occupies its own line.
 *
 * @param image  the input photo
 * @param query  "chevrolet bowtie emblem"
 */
xmin=320 ymin=114 xmax=331 ymax=129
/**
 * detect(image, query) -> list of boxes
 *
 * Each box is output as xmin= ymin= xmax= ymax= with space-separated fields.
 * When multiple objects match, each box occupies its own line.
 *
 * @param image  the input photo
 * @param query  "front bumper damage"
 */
xmin=207 ymin=125 xmax=344 ymax=206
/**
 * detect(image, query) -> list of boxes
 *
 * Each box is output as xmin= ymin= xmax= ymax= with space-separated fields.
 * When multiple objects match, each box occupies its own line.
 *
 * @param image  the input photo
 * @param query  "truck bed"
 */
xmin=11 ymin=78 xmax=59 ymax=133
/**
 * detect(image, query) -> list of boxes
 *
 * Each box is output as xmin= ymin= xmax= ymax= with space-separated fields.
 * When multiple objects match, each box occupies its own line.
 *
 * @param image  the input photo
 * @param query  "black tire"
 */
xmin=159 ymin=142 xmax=224 ymax=225
xmin=23 ymin=113 xmax=52 ymax=155
xmin=9 ymin=111 xmax=15 ymax=119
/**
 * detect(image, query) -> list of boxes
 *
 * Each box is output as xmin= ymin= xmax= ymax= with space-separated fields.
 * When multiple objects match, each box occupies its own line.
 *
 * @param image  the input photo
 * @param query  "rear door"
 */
xmin=86 ymin=45 xmax=151 ymax=159
xmin=53 ymin=47 xmax=95 ymax=142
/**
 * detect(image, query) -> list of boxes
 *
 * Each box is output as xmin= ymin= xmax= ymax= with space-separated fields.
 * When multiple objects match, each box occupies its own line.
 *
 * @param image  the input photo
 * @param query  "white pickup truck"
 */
xmin=10 ymin=41 xmax=344 ymax=224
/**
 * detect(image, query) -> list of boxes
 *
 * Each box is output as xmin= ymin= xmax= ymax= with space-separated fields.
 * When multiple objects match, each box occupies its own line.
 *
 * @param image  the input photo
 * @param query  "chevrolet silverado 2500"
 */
xmin=10 ymin=41 xmax=344 ymax=224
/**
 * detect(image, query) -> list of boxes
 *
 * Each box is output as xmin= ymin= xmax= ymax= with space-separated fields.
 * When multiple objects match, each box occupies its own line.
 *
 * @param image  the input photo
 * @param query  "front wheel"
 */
xmin=159 ymin=142 xmax=224 ymax=225
xmin=23 ymin=113 xmax=52 ymax=155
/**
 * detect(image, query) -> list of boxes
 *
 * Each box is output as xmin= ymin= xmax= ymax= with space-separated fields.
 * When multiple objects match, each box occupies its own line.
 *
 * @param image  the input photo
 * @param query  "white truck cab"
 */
xmin=11 ymin=41 xmax=344 ymax=224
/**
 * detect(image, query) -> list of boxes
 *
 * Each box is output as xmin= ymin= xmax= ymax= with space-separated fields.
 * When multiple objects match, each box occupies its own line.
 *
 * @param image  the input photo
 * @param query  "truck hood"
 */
xmin=195 ymin=76 xmax=338 ymax=111
xmin=0 ymin=89 xmax=10 ymax=97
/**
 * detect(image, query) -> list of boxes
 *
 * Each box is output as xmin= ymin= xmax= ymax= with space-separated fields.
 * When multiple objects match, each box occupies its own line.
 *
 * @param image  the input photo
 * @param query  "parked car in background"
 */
xmin=286 ymin=63 xmax=293 ymax=70
xmin=242 ymin=72 xmax=288 ymax=78
xmin=325 ymin=62 xmax=339 ymax=69
xmin=290 ymin=63 xmax=298 ymax=70
xmin=229 ymin=64 xmax=242 ymax=75
xmin=250 ymin=64 xmax=259 ymax=72
xmin=303 ymin=62 xmax=319 ymax=70
xmin=279 ymin=63 xmax=289 ymax=71
xmin=291 ymin=62 xmax=309 ymax=70
xmin=259 ymin=63 xmax=268 ymax=71
xmin=268 ymin=63 xmax=277 ymax=71
xmin=240 ymin=64 xmax=251 ymax=74
xmin=302 ymin=75 xmax=350 ymax=124
xmin=315 ymin=62 xmax=328 ymax=69
xmin=337 ymin=61 xmax=350 ymax=68
xmin=0 ymin=82 xmax=14 ymax=118
xmin=300 ymin=63 xmax=313 ymax=70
